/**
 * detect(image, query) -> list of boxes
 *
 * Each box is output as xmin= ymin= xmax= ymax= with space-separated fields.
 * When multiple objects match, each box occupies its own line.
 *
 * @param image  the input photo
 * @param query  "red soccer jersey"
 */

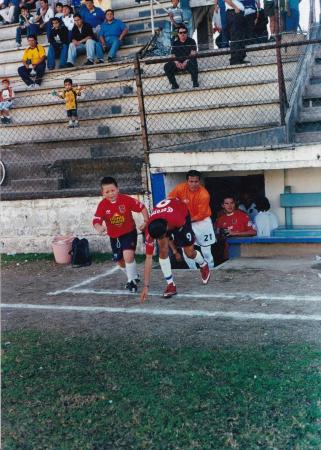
xmin=215 ymin=209 xmax=256 ymax=234
xmin=93 ymin=194 xmax=145 ymax=238
xmin=145 ymin=198 xmax=189 ymax=255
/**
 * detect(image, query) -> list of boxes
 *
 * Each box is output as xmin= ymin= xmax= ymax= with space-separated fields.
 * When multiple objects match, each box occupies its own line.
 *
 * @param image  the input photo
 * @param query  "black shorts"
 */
xmin=110 ymin=229 xmax=138 ymax=262
xmin=67 ymin=108 xmax=78 ymax=118
xmin=170 ymin=215 xmax=195 ymax=248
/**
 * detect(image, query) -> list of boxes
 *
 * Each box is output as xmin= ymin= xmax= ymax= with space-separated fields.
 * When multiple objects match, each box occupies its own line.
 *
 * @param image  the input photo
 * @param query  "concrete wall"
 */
xmin=266 ymin=168 xmax=321 ymax=226
xmin=1 ymin=195 xmax=147 ymax=254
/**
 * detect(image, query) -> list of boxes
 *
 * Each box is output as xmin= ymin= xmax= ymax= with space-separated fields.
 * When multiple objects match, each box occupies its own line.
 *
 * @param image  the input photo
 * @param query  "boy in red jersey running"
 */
xmin=93 ymin=177 xmax=149 ymax=293
xmin=140 ymin=198 xmax=210 ymax=303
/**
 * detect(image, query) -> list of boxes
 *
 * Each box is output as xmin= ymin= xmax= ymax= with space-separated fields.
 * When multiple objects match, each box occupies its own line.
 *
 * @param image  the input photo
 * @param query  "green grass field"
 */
xmin=3 ymin=330 xmax=321 ymax=449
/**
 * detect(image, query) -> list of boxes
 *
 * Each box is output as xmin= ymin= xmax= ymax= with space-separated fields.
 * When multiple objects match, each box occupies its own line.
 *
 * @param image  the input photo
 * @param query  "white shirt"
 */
xmin=254 ymin=211 xmax=278 ymax=237
xmin=62 ymin=14 xmax=74 ymax=31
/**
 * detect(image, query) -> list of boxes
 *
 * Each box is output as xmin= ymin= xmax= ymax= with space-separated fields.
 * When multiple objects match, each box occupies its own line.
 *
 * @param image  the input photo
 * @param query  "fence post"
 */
xmin=274 ymin=0 xmax=287 ymax=127
xmin=134 ymin=54 xmax=152 ymax=208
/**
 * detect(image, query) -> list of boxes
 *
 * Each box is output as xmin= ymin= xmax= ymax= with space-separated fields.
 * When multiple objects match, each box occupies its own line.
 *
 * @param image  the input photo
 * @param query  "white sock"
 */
xmin=192 ymin=250 xmax=207 ymax=267
xmin=182 ymin=249 xmax=197 ymax=269
xmin=201 ymin=246 xmax=214 ymax=268
xmin=125 ymin=260 xmax=138 ymax=283
xmin=159 ymin=257 xmax=174 ymax=284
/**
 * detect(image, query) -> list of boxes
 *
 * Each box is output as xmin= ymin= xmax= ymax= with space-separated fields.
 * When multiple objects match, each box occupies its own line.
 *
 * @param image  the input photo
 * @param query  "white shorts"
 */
xmin=192 ymin=217 xmax=216 ymax=247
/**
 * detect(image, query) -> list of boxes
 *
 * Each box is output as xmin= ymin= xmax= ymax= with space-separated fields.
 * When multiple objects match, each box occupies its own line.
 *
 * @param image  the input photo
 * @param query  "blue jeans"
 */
xmin=102 ymin=36 xmax=121 ymax=59
xmin=16 ymin=25 xmax=30 ymax=44
xmin=28 ymin=22 xmax=51 ymax=40
xmin=67 ymin=39 xmax=98 ymax=64
xmin=47 ymin=43 xmax=68 ymax=69
xmin=18 ymin=61 xmax=46 ymax=86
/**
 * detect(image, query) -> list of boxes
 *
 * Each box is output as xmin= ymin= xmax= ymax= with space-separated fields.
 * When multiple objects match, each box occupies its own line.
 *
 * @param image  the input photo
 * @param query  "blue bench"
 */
xmin=279 ymin=185 xmax=321 ymax=229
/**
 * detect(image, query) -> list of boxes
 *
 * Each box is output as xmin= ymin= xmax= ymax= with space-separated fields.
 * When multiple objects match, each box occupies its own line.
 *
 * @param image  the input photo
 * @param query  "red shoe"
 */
xmin=200 ymin=263 xmax=210 ymax=284
xmin=163 ymin=282 xmax=177 ymax=298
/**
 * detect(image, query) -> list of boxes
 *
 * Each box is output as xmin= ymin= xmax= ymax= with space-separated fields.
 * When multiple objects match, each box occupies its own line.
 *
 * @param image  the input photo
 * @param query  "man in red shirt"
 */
xmin=215 ymin=195 xmax=257 ymax=237
xmin=140 ymin=198 xmax=210 ymax=302
xmin=93 ymin=176 xmax=149 ymax=293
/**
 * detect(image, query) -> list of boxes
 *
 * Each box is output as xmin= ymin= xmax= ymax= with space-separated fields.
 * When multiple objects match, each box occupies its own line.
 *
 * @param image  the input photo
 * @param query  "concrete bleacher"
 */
xmin=0 ymin=0 xmax=308 ymax=198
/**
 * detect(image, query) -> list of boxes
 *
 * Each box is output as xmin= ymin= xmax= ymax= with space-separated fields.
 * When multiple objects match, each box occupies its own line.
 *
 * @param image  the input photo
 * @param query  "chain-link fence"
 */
xmin=138 ymin=32 xmax=314 ymax=152
xmin=0 ymin=62 xmax=147 ymax=199
xmin=1 ymin=26 xmax=320 ymax=200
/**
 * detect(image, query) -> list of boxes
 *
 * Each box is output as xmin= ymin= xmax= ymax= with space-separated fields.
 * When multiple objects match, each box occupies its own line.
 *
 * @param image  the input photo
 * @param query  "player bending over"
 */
xmin=93 ymin=176 xmax=149 ymax=293
xmin=140 ymin=198 xmax=210 ymax=303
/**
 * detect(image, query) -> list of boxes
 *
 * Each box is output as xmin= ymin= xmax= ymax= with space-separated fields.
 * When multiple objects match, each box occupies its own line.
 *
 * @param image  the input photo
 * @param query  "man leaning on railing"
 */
xmin=164 ymin=23 xmax=199 ymax=89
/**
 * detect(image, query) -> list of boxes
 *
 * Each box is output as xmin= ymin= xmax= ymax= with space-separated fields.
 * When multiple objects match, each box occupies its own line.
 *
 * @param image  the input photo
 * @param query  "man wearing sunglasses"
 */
xmin=164 ymin=24 xmax=199 ymax=90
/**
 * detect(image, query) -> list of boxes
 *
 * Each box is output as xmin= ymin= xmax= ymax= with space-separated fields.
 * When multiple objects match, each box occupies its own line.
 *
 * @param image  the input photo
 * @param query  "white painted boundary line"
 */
xmin=3 ymin=303 xmax=321 ymax=321
xmin=48 ymin=266 xmax=119 ymax=295
xmin=47 ymin=287 xmax=321 ymax=303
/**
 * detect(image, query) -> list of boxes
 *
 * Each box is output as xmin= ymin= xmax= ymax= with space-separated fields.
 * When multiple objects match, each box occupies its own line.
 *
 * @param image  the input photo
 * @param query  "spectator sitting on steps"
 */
xmin=98 ymin=9 xmax=128 ymax=62
xmin=28 ymin=0 xmax=54 ymax=39
xmin=66 ymin=14 xmax=102 ymax=66
xmin=0 ymin=78 xmax=15 ymax=124
xmin=15 ymin=5 xmax=34 ymax=48
xmin=18 ymin=35 xmax=46 ymax=88
xmin=164 ymin=24 xmax=199 ymax=90
xmin=47 ymin=16 xmax=69 ymax=70
xmin=80 ymin=0 xmax=104 ymax=35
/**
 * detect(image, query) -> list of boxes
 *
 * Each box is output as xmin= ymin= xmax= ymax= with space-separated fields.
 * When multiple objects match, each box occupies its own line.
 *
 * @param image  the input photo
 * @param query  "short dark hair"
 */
xmin=51 ymin=16 xmax=61 ymax=23
xmin=222 ymin=194 xmax=236 ymax=204
xmin=27 ymin=34 xmax=37 ymax=41
xmin=105 ymin=8 xmax=114 ymax=14
xmin=100 ymin=176 xmax=118 ymax=187
xmin=20 ymin=5 xmax=28 ymax=10
xmin=63 ymin=4 xmax=72 ymax=10
xmin=148 ymin=219 xmax=168 ymax=239
xmin=178 ymin=24 xmax=187 ymax=32
xmin=186 ymin=170 xmax=201 ymax=180
xmin=56 ymin=2 xmax=63 ymax=6
xmin=64 ymin=78 xmax=73 ymax=84
xmin=255 ymin=197 xmax=270 ymax=212
xmin=73 ymin=13 xmax=82 ymax=19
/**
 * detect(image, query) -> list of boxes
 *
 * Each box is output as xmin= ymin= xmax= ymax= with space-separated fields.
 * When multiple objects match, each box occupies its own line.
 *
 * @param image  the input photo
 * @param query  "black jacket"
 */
xmin=71 ymin=22 xmax=94 ymax=42
xmin=49 ymin=25 xmax=70 ymax=46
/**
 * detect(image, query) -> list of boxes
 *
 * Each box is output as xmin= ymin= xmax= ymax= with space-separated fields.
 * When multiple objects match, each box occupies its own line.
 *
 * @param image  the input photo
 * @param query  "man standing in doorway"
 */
xmin=168 ymin=170 xmax=215 ymax=268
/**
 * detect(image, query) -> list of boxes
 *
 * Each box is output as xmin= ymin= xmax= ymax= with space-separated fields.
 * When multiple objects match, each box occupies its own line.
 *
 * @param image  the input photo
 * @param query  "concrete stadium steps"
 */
xmin=295 ymin=50 xmax=321 ymax=144
xmin=0 ymin=44 xmax=142 ymax=77
xmin=9 ymin=77 xmax=285 ymax=119
xmin=0 ymin=100 xmax=280 ymax=145
xmin=114 ymin=0 xmax=171 ymax=21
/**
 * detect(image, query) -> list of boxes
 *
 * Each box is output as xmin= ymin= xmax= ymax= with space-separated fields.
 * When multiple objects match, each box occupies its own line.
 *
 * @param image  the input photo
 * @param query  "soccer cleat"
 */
xmin=200 ymin=263 xmax=210 ymax=284
xmin=163 ymin=282 xmax=177 ymax=298
xmin=171 ymin=82 xmax=179 ymax=90
xmin=126 ymin=280 xmax=137 ymax=293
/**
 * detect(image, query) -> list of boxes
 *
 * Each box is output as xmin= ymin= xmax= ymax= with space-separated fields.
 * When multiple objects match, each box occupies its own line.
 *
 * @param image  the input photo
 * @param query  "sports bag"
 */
xmin=69 ymin=237 xmax=92 ymax=267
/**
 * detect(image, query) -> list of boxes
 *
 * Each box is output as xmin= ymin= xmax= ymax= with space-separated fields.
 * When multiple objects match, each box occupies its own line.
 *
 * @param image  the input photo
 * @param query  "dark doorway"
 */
xmin=204 ymin=174 xmax=265 ymax=221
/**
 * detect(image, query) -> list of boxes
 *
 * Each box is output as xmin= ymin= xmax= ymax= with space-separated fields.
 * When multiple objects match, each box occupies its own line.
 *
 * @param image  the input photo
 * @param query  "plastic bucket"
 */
xmin=52 ymin=235 xmax=74 ymax=264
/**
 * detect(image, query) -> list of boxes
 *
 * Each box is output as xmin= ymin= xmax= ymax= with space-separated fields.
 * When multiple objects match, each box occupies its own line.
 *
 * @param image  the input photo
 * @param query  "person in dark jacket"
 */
xmin=66 ymin=14 xmax=100 ymax=66
xmin=164 ymin=24 xmax=198 ymax=90
xmin=47 ymin=17 xmax=69 ymax=70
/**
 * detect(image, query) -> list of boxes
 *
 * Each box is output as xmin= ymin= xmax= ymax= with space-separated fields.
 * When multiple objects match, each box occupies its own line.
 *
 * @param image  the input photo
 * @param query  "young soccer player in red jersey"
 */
xmin=93 ymin=176 xmax=149 ymax=293
xmin=215 ymin=195 xmax=257 ymax=237
xmin=140 ymin=198 xmax=210 ymax=303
